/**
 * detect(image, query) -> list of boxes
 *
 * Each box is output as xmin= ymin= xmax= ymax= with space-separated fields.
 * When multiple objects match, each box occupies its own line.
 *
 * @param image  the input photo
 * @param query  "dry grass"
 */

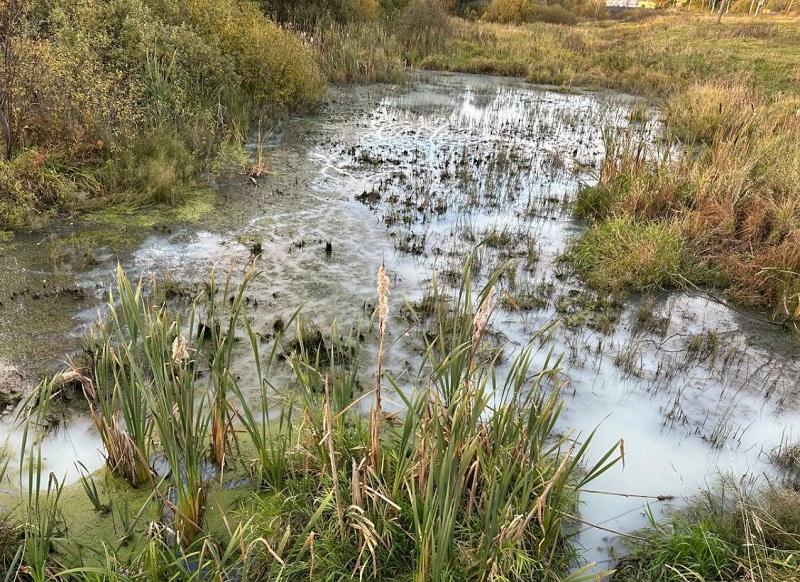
xmin=574 ymin=81 xmax=800 ymax=326
xmin=419 ymin=14 xmax=800 ymax=97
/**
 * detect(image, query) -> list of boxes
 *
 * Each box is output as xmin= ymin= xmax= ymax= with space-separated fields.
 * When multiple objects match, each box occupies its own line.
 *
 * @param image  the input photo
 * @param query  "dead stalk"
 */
xmin=323 ymin=375 xmax=346 ymax=540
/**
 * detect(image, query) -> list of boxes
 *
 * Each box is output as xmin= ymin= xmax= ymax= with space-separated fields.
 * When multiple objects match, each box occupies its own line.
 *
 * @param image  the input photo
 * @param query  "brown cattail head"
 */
xmin=172 ymin=334 xmax=189 ymax=362
xmin=376 ymin=264 xmax=390 ymax=334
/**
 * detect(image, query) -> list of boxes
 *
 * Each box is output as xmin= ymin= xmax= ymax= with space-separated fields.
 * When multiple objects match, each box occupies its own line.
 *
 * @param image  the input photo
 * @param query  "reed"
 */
xmin=13 ymin=261 xmax=623 ymax=579
xmin=203 ymin=267 xmax=257 ymax=466
xmin=17 ymin=377 xmax=65 ymax=582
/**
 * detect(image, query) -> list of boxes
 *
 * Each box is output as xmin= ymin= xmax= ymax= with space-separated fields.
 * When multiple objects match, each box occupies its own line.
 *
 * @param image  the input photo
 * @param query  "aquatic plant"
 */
xmin=17 ymin=377 xmax=66 ymax=582
xmin=87 ymin=269 xmax=155 ymax=487
xmin=12 ymin=261 xmax=620 ymax=578
xmin=204 ymin=267 xmax=257 ymax=466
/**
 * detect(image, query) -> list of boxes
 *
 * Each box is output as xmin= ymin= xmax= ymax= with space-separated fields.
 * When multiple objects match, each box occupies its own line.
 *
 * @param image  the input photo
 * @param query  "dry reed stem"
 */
xmin=323 ymin=375 xmax=346 ymax=541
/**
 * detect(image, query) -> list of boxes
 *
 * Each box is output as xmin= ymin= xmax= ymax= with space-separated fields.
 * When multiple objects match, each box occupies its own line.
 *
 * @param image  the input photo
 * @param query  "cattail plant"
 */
xmin=17 ymin=377 xmax=65 ymax=582
xmin=203 ymin=267 xmax=257 ymax=466
xmin=234 ymin=309 xmax=298 ymax=490
xmin=86 ymin=266 xmax=155 ymax=486
xmin=370 ymin=264 xmax=390 ymax=468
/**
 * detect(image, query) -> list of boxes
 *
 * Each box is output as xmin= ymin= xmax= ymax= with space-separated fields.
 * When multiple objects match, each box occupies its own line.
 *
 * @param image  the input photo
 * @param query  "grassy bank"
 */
xmin=1 ymin=263 xmax=621 ymax=580
xmin=569 ymin=82 xmax=800 ymax=328
xmin=418 ymin=14 xmax=800 ymax=97
xmin=613 ymin=478 xmax=800 ymax=582
xmin=0 ymin=0 xmax=325 ymax=231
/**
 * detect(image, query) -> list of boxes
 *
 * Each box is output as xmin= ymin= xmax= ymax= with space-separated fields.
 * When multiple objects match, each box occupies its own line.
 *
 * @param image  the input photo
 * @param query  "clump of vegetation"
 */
xmin=483 ymin=0 xmax=578 ymax=25
xmin=571 ymin=82 xmax=800 ymax=327
xmin=0 ymin=0 xmax=325 ymax=230
xmin=262 ymin=0 xmax=381 ymax=27
xmin=312 ymin=22 xmax=408 ymax=84
xmin=614 ymin=479 xmax=800 ymax=582
xmin=770 ymin=435 xmax=800 ymax=484
xmin=3 ymin=261 xmax=622 ymax=579
xmin=664 ymin=81 xmax=757 ymax=144
xmin=567 ymin=218 xmax=689 ymax=292
xmin=312 ymin=0 xmax=452 ymax=82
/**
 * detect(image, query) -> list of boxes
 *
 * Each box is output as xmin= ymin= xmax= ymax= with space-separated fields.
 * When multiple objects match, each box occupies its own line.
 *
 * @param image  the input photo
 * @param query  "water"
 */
xmin=1 ymin=71 xmax=798 ymax=571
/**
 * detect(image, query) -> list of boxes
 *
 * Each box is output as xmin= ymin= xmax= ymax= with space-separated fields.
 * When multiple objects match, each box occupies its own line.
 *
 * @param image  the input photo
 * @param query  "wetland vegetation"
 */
xmin=1 ymin=0 xmax=800 ymax=580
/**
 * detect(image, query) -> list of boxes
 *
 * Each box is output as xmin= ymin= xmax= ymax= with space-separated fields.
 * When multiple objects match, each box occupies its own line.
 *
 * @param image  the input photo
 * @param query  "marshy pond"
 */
xmin=1 ymin=71 xmax=799 ymax=570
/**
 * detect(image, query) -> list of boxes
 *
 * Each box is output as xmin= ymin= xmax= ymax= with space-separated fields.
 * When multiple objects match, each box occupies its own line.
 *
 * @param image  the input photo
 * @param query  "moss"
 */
xmin=0 ymin=460 xmax=258 ymax=569
xmin=84 ymin=188 xmax=215 ymax=230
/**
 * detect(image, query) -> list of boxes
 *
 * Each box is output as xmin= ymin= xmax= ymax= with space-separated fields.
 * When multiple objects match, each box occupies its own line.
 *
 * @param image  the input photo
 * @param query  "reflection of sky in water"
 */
xmin=0 ymin=72 xmax=798 ymax=572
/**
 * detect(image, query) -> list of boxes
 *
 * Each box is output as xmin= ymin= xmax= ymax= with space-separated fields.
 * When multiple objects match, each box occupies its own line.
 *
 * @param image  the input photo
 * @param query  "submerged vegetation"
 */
xmin=2 ymin=263 xmax=622 ymax=579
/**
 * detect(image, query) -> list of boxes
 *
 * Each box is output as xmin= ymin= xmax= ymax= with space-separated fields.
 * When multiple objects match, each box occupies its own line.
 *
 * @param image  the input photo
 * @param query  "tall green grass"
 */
xmin=7 ymin=259 xmax=625 ymax=579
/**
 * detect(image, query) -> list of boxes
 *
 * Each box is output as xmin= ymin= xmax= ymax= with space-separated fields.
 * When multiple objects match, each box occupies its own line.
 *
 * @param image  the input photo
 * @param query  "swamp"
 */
xmin=1 ymin=1 xmax=799 ymax=580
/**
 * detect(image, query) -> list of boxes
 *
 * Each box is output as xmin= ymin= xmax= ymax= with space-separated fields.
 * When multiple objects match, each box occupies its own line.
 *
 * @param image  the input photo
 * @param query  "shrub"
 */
xmin=528 ymin=3 xmax=578 ymax=24
xmin=0 ymin=0 xmax=326 ymax=228
xmin=483 ymin=0 xmax=578 ymax=25
xmin=482 ymin=0 xmax=535 ymax=23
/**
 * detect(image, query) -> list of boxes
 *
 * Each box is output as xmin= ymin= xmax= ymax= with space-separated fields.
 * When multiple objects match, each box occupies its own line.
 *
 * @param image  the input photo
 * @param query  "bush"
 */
xmin=483 ymin=0 xmax=578 ymax=25
xmin=482 ymin=0 xmax=535 ymax=23
xmin=529 ymin=4 xmax=577 ymax=25
xmin=0 ymin=0 xmax=326 ymax=228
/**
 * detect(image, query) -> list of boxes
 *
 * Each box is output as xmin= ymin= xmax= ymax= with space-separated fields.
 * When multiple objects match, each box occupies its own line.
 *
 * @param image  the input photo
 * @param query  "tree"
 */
xmin=0 ymin=0 xmax=27 ymax=161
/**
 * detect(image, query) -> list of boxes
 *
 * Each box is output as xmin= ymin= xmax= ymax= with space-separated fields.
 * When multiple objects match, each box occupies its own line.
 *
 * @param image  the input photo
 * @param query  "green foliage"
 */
xmin=7 ymin=261 xmax=620 ymax=580
xmin=310 ymin=0 xmax=451 ymax=83
xmin=615 ymin=521 xmax=734 ymax=582
xmin=0 ymin=0 xmax=325 ymax=229
xmin=568 ymin=218 xmax=689 ymax=292
xmin=574 ymin=176 xmax=629 ymax=221
xmin=104 ymin=133 xmax=198 ymax=206
xmin=614 ymin=481 xmax=800 ymax=582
